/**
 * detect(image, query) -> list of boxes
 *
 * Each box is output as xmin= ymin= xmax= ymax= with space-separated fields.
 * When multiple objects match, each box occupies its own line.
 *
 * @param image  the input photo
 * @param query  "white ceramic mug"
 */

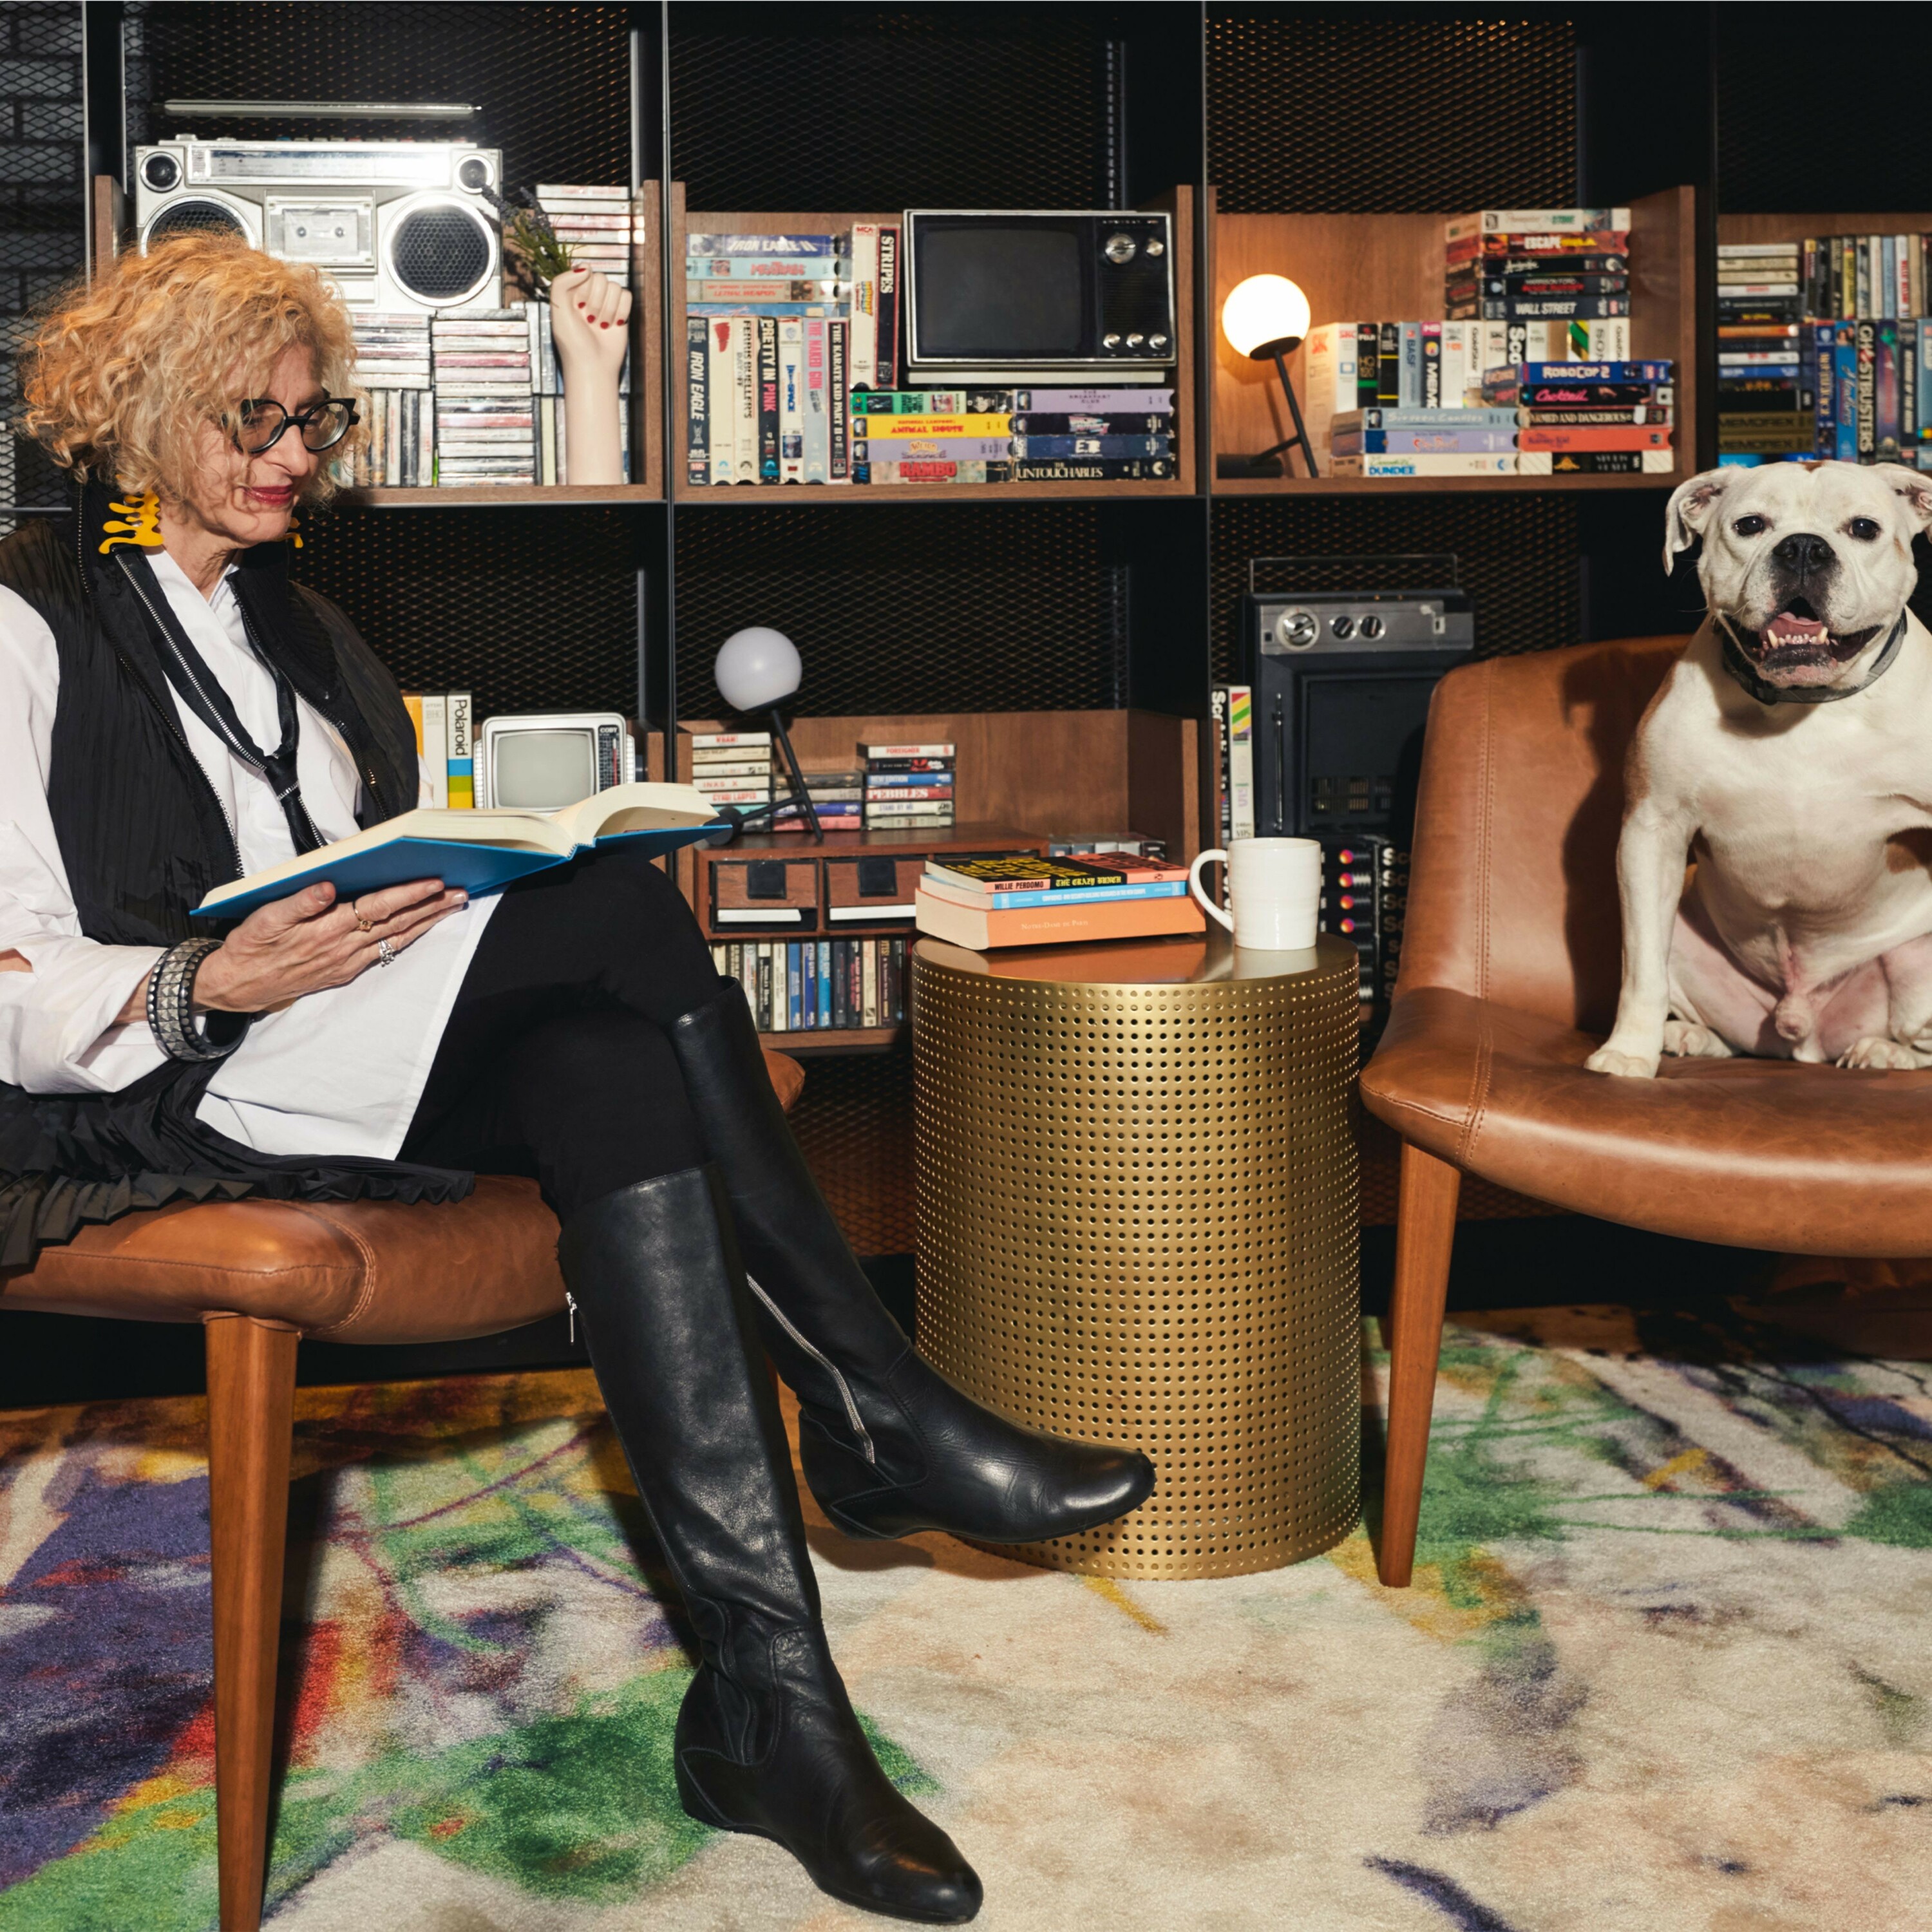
xmin=1188 ymin=836 xmax=1322 ymax=951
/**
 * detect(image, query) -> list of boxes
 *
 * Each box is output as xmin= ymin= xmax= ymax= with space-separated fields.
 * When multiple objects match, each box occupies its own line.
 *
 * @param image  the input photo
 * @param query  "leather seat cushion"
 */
xmin=1361 ymin=987 xmax=1932 ymax=1256
xmin=1 ymin=1048 xmax=807 ymax=1340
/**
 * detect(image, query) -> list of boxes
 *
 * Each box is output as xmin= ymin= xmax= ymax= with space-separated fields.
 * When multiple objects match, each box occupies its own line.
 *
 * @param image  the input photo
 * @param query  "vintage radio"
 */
xmin=1240 ymin=556 xmax=1475 ymax=842
xmin=133 ymin=138 xmax=502 ymax=312
xmin=902 ymin=210 xmax=1176 ymax=384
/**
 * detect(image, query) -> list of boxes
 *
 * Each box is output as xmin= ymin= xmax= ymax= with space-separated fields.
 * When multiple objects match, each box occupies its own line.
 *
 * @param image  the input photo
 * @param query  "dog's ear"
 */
xmin=1662 ymin=468 xmax=1732 ymax=573
xmin=1879 ymin=463 xmax=1932 ymax=530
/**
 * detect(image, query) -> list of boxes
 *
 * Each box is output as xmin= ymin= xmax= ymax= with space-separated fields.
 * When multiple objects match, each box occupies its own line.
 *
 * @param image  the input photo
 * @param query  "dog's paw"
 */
xmin=1837 ymin=1035 xmax=1924 ymax=1070
xmin=1662 ymin=1020 xmax=1734 ymax=1060
xmin=1585 ymin=1043 xmax=1661 ymax=1079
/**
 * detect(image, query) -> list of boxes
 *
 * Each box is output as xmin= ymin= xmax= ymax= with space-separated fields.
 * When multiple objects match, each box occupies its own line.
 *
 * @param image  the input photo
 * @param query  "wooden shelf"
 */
xmin=759 ymin=1025 xmax=906 ymax=1057
xmin=666 ymin=185 xmax=1198 ymax=505
xmin=1206 ymin=184 xmax=1698 ymax=491
xmin=339 ymin=484 xmax=665 ymax=507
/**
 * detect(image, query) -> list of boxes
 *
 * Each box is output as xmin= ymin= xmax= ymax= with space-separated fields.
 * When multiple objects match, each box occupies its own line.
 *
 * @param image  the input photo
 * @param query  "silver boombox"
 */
xmin=134 ymin=138 xmax=503 ymax=312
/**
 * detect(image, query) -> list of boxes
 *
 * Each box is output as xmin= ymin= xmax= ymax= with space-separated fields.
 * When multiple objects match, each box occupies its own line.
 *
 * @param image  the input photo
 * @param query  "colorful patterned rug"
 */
xmin=1 ymin=1305 xmax=1928 ymax=1932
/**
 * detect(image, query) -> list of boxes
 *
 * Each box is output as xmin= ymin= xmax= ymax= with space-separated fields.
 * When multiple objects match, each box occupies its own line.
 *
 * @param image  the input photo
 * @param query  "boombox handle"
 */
xmin=1244 ymin=554 xmax=1463 ymax=596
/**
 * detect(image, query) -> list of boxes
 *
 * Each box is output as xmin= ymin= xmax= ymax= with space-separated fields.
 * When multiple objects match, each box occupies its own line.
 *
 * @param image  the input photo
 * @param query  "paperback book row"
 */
xmin=912 ymin=853 xmax=1204 ymax=950
xmin=716 ymin=938 xmax=911 ymax=1032
xmin=346 ymin=186 xmax=633 ymax=488
xmin=683 ymin=732 xmax=957 ymax=832
xmin=1444 ymin=204 xmax=1635 ymax=323
xmin=1717 ymin=241 xmax=1932 ymax=465
xmin=683 ymin=228 xmax=1175 ymax=488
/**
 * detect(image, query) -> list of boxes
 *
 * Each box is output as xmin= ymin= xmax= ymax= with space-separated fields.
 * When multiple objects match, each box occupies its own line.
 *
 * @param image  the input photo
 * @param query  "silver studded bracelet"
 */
xmin=146 ymin=937 xmax=249 ymax=1063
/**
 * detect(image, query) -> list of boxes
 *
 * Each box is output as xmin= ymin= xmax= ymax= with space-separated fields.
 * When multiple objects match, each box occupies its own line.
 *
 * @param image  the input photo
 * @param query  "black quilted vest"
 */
xmin=0 ymin=488 xmax=468 ymax=1266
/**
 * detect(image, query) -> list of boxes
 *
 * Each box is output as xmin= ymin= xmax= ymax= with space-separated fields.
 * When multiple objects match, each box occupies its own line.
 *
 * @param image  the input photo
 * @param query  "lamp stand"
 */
xmin=1216 ymin=336 xmax=1321 ymax=480
xmin=727 ymin=706 xmax=823 ymax=842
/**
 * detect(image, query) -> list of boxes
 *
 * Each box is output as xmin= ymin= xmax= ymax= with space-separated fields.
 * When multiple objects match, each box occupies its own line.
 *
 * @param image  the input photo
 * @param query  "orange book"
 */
xmin=913 ymin=887 xmax=1206 ymax=950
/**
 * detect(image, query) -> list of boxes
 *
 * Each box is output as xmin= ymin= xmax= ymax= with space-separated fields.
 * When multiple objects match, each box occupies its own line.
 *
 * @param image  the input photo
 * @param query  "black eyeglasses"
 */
xmin=231 ymin=395 xmax=359 ymax=456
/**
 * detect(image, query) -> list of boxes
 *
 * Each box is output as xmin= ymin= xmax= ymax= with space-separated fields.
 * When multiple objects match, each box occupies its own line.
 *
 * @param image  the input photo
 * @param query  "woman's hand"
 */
xmin=550 ymin=266 xmax=634 ymax=381
xmin=107 ymin=879 xmax=467 ymax=1026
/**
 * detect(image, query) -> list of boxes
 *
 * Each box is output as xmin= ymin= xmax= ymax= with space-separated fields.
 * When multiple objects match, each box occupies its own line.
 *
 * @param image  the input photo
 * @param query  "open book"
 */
xmin=192 ymin=783 xmax=724 ymax=920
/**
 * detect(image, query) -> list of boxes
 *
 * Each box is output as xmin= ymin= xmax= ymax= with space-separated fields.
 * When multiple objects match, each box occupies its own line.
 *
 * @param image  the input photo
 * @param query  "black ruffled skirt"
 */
xmin=0 ymin=1057 xmax=469 ymax=1269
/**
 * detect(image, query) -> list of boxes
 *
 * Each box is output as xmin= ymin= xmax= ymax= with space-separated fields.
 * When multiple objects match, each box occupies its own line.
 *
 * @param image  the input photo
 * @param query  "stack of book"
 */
xmin=862 ymin=741 xmax=955 ymax=830
xmin=850 ymin=388 xmax=1176 ymax=486
xmin=1479 ymin=361 xmax=1676 ymax=475
xmin=346 ymin=312 xmax=432 ymax=487
xmin=685 ymin=231 xmax=852 ymax=485
xmin=914 ymin=852 xmax=1204 ymax=950
xmin=772 ymin=766 xmax=865 ymax=833
xmin=685 ymin=730 xmax=774 ymax=813
xmin=431 ymin=310 xmax=535 ymax=486
xmin=1445 ymin=206 xmax=1632 ymax=329
xmin=1716 ymin=240 xmax=1806 ymax=463
xmin=715 ymin=937 xmax=911 ymax=1033
xmin=399 ymin=690 xmax=475 ymax=808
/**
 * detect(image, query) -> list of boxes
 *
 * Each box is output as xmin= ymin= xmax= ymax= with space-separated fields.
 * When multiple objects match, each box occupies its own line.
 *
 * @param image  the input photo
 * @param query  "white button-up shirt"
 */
xmin=0 ymin=547 xmax=495 ymax=1159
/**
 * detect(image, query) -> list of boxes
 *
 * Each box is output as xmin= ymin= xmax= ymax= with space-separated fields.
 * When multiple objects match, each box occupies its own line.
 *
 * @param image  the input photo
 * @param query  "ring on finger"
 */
xmin=354 ymin=908 xmax=375 ymax=933
xmin=375 ymin=938 xmax=397 ymax=967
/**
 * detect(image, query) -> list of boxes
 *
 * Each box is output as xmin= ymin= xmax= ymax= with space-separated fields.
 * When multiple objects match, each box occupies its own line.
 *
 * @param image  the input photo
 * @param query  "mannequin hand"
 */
xmin=550 ymin=266 xmax=632 ymax=379
xmin=190 ymin=878 xmax=467 ymax=1014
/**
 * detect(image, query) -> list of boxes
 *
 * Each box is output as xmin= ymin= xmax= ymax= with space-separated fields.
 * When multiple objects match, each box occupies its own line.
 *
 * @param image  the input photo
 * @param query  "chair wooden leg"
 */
xmin=204 ymin=1314 xmax=299 ymax=1932
xmin=1378 ymin=1142 xmax=1461 ymax=1588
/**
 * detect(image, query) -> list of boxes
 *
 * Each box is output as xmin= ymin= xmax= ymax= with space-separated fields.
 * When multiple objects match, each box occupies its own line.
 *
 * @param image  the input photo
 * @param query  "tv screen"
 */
xmin=914 ymin=224 xmax=1084 ymax=358
xmin=493 ymin=729 xmax=597 ymax=809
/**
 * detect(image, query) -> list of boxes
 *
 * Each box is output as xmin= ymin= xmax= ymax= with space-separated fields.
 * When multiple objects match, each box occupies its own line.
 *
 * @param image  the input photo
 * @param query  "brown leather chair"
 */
xmin=1359 ymin=634 xmax=1932 ymax=1587
xmin=0 ymin=1048 xmax=806 ymax=1932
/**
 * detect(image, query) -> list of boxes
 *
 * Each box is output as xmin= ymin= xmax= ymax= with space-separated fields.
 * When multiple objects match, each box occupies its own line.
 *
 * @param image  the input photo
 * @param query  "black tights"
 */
xmin=400 ymin=847 xmax=725 ymax=1218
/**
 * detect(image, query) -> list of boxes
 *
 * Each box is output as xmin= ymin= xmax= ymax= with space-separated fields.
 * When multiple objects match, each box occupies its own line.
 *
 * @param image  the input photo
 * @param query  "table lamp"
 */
xmin=712 ymin=625 xmax=822 ymax=842
xmin=1219 ymin=274 xmax=1320 ymax=479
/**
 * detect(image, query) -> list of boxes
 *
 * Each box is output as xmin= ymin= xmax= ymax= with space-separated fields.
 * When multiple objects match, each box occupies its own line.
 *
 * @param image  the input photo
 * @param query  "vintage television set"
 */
xmin=476 ymin=713 xmax=635 ymax=811
xmin=133 ymin=138 xmax=503 ymax=312
xmin=902 ymin=210 xmax=1177 ymax=384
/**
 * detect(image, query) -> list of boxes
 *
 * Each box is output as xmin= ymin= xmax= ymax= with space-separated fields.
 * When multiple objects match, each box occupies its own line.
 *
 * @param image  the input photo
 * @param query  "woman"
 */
xmin=1 ymin=236 xmax=1154 ymax=1924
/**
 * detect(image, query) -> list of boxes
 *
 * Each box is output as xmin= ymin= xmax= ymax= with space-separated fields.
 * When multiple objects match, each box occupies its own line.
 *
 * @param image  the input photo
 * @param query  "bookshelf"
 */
xmin=1208 ymin=185 xmax=1698 ymax=495
xmin=666 ymin=184 xmax=1198 ymax=504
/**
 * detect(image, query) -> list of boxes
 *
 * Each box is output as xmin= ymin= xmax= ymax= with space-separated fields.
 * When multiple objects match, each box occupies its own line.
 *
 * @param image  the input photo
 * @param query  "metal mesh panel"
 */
xmin=670 ymin=5 xmax=1115 ymax=213
xmin=1 ymin=3 xmax=87 ymax=531
xmin=123 ymin=3 xmax=633 ymax=189
xmin=1207 ymin=7 xmax=1576 ymax=214
xmin=1716 ymin=10 xmax=1932 ymax=214
xmin=790 ymin=1048 xmax=915 ymax=1259
xmin=1209 ymin=496 xmax=1580 ymax=681
xmin=674 ymin=501 xmax=1129 ymax=717
xmin=295 ymin=506 xmax=641 ymax=721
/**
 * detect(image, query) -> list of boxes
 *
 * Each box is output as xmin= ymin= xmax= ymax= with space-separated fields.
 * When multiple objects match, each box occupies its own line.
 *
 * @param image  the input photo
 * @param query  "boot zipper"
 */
xmin=744 ymin=1273 xmax=875 ymax=1465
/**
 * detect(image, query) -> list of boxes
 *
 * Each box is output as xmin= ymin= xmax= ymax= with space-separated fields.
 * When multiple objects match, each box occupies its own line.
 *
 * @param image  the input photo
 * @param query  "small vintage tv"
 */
xmin=476 ymin=712 xmax=635 ymax=810
xmin=902 ymin=211 xmax=1177 ymax=385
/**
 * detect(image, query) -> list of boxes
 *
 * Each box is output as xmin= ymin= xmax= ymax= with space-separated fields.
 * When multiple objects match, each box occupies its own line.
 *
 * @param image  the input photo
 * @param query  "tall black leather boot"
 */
xmin=560 ymin=1166 xmax=981 ymax=1925
xmin=669 ymin=985 xmax=1155 ymax=1544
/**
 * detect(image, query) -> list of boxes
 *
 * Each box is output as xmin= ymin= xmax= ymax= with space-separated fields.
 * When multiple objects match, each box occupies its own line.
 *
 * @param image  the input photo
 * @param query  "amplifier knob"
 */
xmin=1359 ymin=614 xmax=1385 ymax=639
xmin=1103 ymin=332 xmax=1122 ymax=349
xmin=1146 ymin=238 xmax=1165 ymax=256
xmin=1126 ymin=332 xmax=1144 ymax=347
xmin=1150 ymin=333 xmax=1169 ymax=350
xmin=457 ymin=155 xmax=491 ymax=191
xmin=1104 ymin=234 xmax=1137 ymax=263
xmin=1331 ymin=615 xmax=1355 ymax=640
xmin=1276 ymin=608 xmax=1320 ymax=650
xmin=140 ymin=150 xmax=180 ymax=192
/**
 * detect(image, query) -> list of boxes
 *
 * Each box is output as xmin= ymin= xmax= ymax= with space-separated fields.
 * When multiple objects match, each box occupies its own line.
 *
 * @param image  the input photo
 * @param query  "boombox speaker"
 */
xmin=1240 ymin=556 xmax=1474 ymax=840
xmin=134 ymin=139 xmax=502 ymax=312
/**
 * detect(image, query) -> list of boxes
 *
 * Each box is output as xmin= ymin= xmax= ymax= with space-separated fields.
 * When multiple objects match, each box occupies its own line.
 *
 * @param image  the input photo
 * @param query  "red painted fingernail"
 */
xmin=600 ymin=321 xmax=611 ymax=329
xmin=576 ymin=300 xmax=585 ymax=308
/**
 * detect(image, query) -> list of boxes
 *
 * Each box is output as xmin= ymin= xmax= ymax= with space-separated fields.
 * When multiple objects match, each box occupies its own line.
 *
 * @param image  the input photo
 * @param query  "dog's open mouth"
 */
xmin=1748 ymin=598 xmax=1881 ymax=679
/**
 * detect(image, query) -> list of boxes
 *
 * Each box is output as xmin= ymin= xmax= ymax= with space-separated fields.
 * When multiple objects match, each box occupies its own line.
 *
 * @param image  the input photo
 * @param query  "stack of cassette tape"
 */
xmin=1444 ymin=205 xmax=1632 ymax=332
xmin=1718 ymin=232 xmax=1932 ymax=467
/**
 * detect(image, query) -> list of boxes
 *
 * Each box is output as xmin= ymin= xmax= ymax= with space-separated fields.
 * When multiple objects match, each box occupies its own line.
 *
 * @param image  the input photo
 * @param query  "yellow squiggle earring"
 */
xmin=98 ymin=492 xmax=164 ymax=553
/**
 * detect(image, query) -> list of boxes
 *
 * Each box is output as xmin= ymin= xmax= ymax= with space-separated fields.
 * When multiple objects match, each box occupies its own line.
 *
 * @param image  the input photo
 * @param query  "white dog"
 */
xmin=1588 ymin=459 xmax=1932 ymax=1078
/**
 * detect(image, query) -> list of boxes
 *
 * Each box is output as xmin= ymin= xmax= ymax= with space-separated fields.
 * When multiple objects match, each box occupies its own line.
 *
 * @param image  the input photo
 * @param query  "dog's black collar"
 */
xmin=1715 ymin=609 xmax=1908 ymax=706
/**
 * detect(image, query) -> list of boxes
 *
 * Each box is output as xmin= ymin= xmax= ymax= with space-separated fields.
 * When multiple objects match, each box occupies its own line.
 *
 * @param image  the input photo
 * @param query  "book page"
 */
xmin=553 ymin=781 xmax=719 ymax=846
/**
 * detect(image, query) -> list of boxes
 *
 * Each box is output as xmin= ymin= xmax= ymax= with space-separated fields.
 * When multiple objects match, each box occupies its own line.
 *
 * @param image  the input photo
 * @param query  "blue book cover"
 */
xmin=924 ymin=880 xmax=1186 ymax=911
xmin=1484 ymin=361 xmax=1672 ymax=384
xmin=1814 ymin=323 xmax=1835 ymax=459
xmin=787 ymin=945 xmax=802 ymax=1030
xmin=1833 ymin=329 xmax=1859 ymax=459
xmin=1009 ymin=435 xmax=1171 ymax=459
xmin=817 ymin=939 xmax=833 ymax=1027
xmin=191 ymin=788 xmax=721 ymax=922
xmin=801 ymin=942 xmax=817 ymax=1028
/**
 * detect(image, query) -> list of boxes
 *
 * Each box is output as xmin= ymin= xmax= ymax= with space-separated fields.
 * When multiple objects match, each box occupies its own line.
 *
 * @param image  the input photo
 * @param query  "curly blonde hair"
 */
xmin=18 ymin=233 xmax=366 ymax=504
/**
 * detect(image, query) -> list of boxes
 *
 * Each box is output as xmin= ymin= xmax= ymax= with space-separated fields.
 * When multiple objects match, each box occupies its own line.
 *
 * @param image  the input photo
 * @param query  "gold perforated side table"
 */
xmin=913 ymin=933 xmax=1361 ymax=1580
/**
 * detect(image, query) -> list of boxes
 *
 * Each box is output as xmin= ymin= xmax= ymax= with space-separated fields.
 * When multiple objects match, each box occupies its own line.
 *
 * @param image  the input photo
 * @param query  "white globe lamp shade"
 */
xmin=1221 ymin=274 xmax=1312 ymax=360
xmin=714 ymin=625 xmax=802 ymax=712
